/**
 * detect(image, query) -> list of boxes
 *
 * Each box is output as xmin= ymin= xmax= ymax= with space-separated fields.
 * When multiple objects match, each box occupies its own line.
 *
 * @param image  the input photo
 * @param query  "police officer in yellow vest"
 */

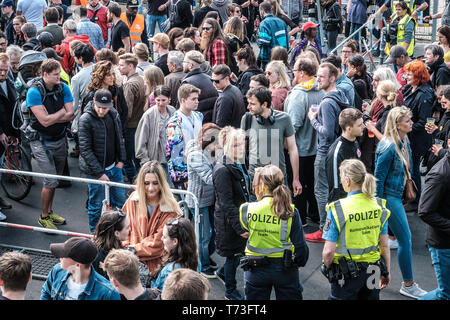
xmin=321 ymin=159 xmax=391 ymax=300
xmin=121 ymin=0 xmax=150 ymax=50
xmin=369 ymin=0 xmax=428 ymax=23
xmin=239 ymin=165 xmax=309 ymax=300
xmin=385 ymin=1 xmax=417 ymax=57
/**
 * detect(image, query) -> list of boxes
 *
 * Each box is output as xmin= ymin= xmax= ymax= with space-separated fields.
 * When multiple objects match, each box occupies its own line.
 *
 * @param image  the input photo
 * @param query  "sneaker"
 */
xmin=201 ymin=268 xmax=217 ymax=279
xmin=48 ymin=211 xmax=66 ymax=225
xmin=305 ymin=229 xmax=325 ymax=243
xmin=215 ymin=270 xmax=225 ymax=286
xmin=0 ymin=211 xmax=6 ymax=221
xmin=400 ymin=282 xmax=428 ymax=299
xmin=389 ymin=238 xmax=399 ymax=250
xmin=0 ymin=197 xmax=12 ymax=210
xmin=209 ymin=258 xmax=218 ymax=270
xmin=225 ymin=289 xmax=244 ymax=300
xmin=38 ymin=216 xmax=58 ymax=230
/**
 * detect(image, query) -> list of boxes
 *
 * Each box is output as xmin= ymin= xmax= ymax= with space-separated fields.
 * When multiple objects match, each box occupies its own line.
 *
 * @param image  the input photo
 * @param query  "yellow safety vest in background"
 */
xmin=240 ymin=197 xmax=294 ymax=258
xmin=385 ymin=14 xmax=415 ymax=57
xmin=326 ymin=193 xmax=390 ymax=264
xmin=120 ymin=13 xmax=145 ymax=48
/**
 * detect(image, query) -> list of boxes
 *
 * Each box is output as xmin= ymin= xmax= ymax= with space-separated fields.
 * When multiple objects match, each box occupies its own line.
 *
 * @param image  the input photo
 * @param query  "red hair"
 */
xmin=403 ymin=60 xmax=430 ymax=85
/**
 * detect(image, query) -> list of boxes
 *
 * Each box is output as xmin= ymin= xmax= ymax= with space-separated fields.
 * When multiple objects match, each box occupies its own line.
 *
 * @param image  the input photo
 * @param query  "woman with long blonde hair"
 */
xmin=265 ymin=60 xmax=291 ymax=111
xmin=374 ymin=107 xmax=428 ymax=299
xmin=241 ymin=164 xmax=308 ymax=300
xmin=122 ymin=160 xmax=182 ymax=274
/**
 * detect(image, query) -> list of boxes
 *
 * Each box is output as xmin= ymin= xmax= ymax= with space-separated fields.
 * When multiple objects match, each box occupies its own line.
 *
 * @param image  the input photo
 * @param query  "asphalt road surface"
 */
xmin=0 ymin=139 xmax=438 ymax=301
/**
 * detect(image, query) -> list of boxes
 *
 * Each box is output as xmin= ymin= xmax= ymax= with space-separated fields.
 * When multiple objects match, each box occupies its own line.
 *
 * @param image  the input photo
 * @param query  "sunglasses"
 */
xmin=264 ymin=71 xmax=272 ymax=76
xmin=99 ymin=210 xmax=126 ymax=235
xmin=211 ymin=77 xmax=224 ymax=83
xmin=202 ymin=26 xmax=212 ymax=31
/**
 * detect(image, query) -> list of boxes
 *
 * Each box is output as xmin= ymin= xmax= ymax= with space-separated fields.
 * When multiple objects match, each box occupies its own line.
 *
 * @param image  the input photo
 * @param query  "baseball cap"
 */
xmin=1 ymin=0 xmax=14 ymax=8
xmin=385 ymin=45 xmax=407 ymax=64
xmin=302 ymin=21 xmax=319 ymax=32
xmin=50 ymin=237 xmax=98 ymax=265
xmin=149 ymin=33 xmax=170 ymax=48
xmin=38 ymin=32 xmax=55 ymax=48
xmin=127 ymin=0 xmax=139 ymax=7
xmin=42 ymin=48 xmax=63 ymax=63
xmin=94 ymin=89 xmax=114 ymax=108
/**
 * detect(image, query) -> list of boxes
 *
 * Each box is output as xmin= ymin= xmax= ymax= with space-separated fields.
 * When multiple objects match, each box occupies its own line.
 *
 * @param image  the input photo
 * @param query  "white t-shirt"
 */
xmin=17 ymin=0 xmax=47 ymax=30
xmin=64 ymin=276 xmax=87 ymax=300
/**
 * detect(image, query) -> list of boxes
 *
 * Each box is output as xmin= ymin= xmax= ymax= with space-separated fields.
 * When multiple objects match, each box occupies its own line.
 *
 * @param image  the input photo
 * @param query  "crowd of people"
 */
xmin=0 ymin=0 xmax=449 ymax=301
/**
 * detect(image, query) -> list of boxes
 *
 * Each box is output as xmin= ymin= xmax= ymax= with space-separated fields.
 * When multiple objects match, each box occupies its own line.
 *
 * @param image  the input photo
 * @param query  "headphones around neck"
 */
xmin=256 ymin=107 xmax=276 ymax=125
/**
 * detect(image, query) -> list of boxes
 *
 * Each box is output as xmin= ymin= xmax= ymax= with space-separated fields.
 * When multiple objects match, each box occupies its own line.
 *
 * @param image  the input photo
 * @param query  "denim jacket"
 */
xmin=374 ymin=137 xmax=413 ymax=199
xmin=40 ymin=263 xmax=120 ymax=300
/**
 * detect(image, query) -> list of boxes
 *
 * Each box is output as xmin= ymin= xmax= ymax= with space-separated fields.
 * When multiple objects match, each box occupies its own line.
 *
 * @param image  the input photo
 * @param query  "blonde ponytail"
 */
xmin=257 ymin=165 xmax=293 ymax=220
xmin=339 ymin=159 xmax=377 ymax=199
xmin=361 ymin=173 xmax=377 ymax=199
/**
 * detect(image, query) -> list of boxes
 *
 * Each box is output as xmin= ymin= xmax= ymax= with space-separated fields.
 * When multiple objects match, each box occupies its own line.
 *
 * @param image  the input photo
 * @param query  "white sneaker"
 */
xmin=0 ymin=211 xmax=6 ymax=221
xmin=389 ymin=239 xmax=399 ymax=250
xmin=400 ymin=282 xmax=428 ymax=299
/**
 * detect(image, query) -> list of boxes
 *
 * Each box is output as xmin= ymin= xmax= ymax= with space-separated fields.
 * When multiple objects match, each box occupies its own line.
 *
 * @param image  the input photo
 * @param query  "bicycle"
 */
xmin=0 ymin=142 xmax=33 ymax=201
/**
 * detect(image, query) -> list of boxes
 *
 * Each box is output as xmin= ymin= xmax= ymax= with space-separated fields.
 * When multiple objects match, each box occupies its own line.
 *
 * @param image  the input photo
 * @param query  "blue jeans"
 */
xmin=87 ymin=166 xmax=126 ymax=232
xmin=123 ymin=128 xmax=140 ymax=183
xmin=326 ymin=30 xmax=339 ymax=53
xmin=350 ymin=23 xmax=363 ymax=41
xmin=217 ymin=254 xmax=241 ymax=295
xmin=420 ymin=246 xmax=450 ymax=300
xmin=244 ymin=261 xmax=303 ymax=300
xmin=147 ymin=14 xmax=167 ymax=38
xmin=385 ymin=196 xmax=413 ymax=281
xmin=190 ymin=206 xmax=214 ymax=272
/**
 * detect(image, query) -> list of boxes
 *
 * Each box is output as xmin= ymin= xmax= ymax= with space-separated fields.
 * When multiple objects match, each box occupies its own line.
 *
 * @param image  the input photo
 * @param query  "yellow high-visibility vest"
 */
xmin=385 ymin=14 xmax=415 ymax=57
xmin=326 ymin=193 xmax=390 ymax=264
xmin=240 ymin=197 xmax=294 ymax=258
xmin=120 ymin=13 xmax=145 ymax=48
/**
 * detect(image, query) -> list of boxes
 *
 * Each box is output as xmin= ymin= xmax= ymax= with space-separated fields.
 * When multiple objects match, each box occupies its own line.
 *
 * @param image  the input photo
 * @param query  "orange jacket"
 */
xmin=121 ymin=191 xmax=180 ymax=274
xmin=120 ymin=12 xmax=145 ymax=48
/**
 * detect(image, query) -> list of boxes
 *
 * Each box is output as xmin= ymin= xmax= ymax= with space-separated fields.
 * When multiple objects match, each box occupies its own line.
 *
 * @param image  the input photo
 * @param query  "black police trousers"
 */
xmin=329 ymin=264 xmax=380 ymax=300
xmin=244 ymin=259 xmax=303 ymax=300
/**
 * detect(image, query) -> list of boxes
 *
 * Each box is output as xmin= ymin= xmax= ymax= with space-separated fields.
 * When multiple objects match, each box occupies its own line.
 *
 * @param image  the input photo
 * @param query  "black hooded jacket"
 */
xmin=78 ymin=102 xmax=126 ymax=178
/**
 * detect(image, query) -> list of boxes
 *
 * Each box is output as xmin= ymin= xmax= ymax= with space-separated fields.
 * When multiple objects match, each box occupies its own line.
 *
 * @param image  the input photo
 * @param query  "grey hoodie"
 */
xmin=310 ymin=89 xmax=350 ymax=155
xmin=285 ymin=78 xmax=324 ymax=157
xmin=211 ymin=0 xmax=230 ymax=24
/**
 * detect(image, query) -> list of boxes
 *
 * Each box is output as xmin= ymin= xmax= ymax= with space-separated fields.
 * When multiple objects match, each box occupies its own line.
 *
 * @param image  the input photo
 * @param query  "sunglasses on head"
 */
xmin=166 ymin=218 xmax=180 ymax=227
xmin=99 ymin=210 xmax=126 ymax=235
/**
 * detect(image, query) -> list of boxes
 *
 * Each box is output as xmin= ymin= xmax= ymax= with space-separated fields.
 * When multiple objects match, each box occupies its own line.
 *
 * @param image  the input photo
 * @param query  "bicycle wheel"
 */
xmin=1 ymin=145 xmax=33 ymax=201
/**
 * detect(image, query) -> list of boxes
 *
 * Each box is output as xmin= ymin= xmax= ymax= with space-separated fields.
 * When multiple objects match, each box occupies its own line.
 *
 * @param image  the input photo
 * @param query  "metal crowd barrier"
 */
xmin=0 ymin=168 xmax=200 ymax=260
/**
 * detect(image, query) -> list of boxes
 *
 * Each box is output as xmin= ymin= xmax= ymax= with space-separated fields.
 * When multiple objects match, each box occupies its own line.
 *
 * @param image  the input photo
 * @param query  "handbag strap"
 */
xmin=399 ymin=142 xmax=412 ymax=180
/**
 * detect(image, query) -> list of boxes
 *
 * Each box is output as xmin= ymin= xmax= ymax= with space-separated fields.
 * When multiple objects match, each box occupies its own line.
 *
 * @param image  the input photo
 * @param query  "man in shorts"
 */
xmin=26 ymin=58 xmax=74 ymax=230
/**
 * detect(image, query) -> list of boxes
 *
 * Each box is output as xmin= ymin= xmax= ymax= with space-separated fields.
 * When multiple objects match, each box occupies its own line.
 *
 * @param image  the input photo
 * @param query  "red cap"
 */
xmin=302 ymin=21 xmax=320 ymax=32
